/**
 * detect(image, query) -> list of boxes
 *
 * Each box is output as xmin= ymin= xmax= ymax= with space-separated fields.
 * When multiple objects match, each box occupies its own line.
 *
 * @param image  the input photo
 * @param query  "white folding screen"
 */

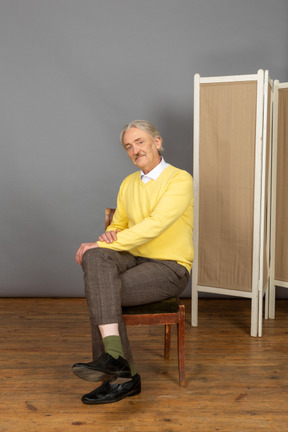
xmin=269 ymin=81 xmax=288 ymax=319
xmin=192 ymin=70 xmax=272 ymax=337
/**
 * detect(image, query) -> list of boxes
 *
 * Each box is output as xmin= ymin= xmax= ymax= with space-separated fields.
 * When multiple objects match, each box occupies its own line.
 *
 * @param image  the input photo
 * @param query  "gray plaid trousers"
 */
xmin=81 ymin=247 xmax=189 ymax=365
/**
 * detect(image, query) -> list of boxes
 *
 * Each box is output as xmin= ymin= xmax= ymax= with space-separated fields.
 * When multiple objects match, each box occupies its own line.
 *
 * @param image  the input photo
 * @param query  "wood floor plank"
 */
xmin=0 ymin=298 xmax=288 ymax=432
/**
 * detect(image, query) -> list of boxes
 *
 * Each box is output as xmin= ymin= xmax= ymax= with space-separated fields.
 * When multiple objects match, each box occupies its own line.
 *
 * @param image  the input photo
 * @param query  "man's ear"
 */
xmin=154 ymin=136 xmax=162 ymax=149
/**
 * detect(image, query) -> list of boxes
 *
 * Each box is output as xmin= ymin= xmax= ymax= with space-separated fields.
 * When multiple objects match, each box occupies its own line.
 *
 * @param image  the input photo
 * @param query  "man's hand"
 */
xmin=98 ymin=229 xmax=120 ymax=244
xmin=75 ymin=242 xmax=99 ymax=265
xmin=75 ymin=230 xmax=119 ymax=265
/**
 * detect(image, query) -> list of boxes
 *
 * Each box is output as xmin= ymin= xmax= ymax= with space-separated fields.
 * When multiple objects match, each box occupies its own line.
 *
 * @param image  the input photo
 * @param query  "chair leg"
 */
xmin=164 ymin=324 xmax=171 ymax=359
xmin=177 ymin=305 xmax=186 ymax=386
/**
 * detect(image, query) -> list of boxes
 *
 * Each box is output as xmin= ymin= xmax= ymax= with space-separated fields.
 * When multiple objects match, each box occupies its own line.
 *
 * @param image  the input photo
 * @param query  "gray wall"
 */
xmin=1 ymin=0 xmax=287 ymax=297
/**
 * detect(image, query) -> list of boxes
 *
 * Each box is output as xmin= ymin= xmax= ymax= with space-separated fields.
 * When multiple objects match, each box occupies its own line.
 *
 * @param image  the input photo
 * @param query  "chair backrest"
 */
xmin=105 ymin=208 xmax=116 ymax=230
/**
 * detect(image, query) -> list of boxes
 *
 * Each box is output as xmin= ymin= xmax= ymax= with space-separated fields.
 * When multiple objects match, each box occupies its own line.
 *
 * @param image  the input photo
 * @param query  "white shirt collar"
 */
xmin=140 ymin=158 xmax=169 ymax=183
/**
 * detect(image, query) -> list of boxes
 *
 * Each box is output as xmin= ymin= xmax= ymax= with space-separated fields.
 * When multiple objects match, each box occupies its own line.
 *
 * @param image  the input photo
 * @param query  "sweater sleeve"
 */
xmin=98 ymin=171 xmax=193 ymax=252
xmin=105 ymin=189 xmax=129 ymax=232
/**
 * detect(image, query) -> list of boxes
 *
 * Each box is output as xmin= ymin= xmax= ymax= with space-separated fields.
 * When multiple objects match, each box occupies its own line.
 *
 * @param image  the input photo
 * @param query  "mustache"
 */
xmin=134 ymin=152 xmax=146 ymax=162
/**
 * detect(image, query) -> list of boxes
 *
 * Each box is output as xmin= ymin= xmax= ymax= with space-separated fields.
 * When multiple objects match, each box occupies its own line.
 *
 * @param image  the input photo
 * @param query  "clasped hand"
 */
xmin=75 ymin=229 xmax=120 ymax=265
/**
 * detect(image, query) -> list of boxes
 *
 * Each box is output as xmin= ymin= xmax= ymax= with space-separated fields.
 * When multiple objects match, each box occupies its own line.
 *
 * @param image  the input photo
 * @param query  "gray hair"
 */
xmin=120 ymin=120 xmax=164 ymax=155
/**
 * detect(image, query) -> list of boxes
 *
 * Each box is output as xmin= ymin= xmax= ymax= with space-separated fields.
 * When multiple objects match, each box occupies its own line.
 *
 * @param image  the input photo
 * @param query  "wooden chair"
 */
xmin=105 ymin=208 xmax=186 ymax=386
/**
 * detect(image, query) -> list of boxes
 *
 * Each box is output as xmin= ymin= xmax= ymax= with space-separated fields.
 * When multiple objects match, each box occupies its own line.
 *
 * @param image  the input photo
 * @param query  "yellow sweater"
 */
xmin=98 ymin=165 xmax=194 ymax=273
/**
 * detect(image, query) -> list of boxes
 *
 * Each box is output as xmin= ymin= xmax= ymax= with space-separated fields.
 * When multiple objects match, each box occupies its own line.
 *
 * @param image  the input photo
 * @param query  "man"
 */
xmin=73 ymin=120 xmax=193 ymax=404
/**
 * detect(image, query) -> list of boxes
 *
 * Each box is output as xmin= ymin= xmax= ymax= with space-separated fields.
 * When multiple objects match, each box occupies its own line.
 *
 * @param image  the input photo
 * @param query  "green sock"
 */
xmin=103 ymin=335 xmax=125 ymax=360
xmin=103 ymin=335 xmax=137 ymax=376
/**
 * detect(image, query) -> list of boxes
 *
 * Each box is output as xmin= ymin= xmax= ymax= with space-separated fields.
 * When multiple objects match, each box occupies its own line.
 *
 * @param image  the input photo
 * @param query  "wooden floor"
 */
xmin=0 ymin=298 xmax=288 ymax=432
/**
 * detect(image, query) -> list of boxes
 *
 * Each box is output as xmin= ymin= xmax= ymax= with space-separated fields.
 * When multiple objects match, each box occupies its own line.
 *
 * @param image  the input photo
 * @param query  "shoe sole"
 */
xmin=72 ymin=365 xmax=132 ymax=384
xmin=81 ymin=386 xmax=141 ymax=404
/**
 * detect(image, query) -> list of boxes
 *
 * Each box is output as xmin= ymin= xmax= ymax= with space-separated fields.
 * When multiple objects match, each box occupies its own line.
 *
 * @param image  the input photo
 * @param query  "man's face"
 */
xmin=122 ymin=127 xmax=161 ymax=174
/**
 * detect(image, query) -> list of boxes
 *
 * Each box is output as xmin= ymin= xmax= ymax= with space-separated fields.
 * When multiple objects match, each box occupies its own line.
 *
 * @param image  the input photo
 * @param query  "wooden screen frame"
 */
xmin=192 ymin=70 xmax=271 ymax=337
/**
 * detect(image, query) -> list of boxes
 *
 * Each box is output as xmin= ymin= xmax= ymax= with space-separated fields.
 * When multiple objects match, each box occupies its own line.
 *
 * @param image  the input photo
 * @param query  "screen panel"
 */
xmin=198 ymin=81 xmax=257 ymax=292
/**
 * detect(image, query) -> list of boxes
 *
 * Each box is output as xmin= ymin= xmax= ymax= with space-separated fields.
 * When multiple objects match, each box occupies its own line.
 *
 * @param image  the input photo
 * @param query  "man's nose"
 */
xmin=133 ymin=144 xmax=141 ymax=154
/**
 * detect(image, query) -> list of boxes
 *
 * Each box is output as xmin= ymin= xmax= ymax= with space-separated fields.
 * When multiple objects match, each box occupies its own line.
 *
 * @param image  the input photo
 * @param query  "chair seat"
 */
xmin=122 ymin=297 xmax=180 ymax=315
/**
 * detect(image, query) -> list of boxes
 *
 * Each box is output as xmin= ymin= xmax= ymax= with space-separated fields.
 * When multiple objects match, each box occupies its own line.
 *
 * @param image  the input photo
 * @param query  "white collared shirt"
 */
xmin=140 ymin=157 xmax=169 ymax=183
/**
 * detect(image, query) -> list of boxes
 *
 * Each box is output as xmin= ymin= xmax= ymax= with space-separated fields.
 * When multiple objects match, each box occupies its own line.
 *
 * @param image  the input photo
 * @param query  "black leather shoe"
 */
xmin=72 ymin=353 xmax=132 ymax=384
xmin=81 ymin=373 xmax=141 ymax=404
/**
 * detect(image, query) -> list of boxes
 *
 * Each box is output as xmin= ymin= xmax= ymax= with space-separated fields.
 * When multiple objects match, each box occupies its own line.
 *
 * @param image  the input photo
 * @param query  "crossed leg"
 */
xmin=81 ymin=247 xmax=189 ymax=365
